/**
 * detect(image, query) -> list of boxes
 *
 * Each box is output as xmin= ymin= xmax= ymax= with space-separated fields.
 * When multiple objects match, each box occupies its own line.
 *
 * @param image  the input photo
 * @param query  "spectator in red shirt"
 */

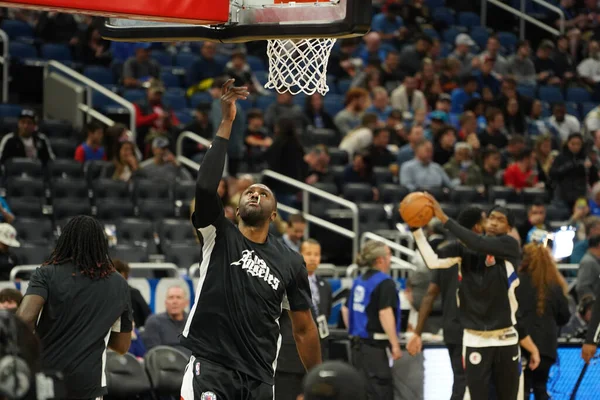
xmin=74 ymin=121 xmax=106 ymax=163
xmin=504 ymin=147 xmax=541 ymax=192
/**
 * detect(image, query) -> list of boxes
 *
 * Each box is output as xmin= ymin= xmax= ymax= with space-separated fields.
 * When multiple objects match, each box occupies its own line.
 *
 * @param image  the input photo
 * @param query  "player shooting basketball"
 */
xmin=179 ymin=79 xmax=321 ymax=400
xmin=408 ymin=194 xmax=540 ymax=400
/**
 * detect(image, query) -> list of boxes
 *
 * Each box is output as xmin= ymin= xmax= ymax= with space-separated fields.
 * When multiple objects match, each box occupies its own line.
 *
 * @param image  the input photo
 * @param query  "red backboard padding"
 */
xmin=0 ymin=0 xmax=229 ymax=24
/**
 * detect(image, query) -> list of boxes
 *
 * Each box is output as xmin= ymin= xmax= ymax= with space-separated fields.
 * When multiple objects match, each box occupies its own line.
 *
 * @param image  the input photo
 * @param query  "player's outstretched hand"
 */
xmin=221 ymin=79 xmax=249 ymax=122
xmin=422 ymin=192 xmax=448 ymax=223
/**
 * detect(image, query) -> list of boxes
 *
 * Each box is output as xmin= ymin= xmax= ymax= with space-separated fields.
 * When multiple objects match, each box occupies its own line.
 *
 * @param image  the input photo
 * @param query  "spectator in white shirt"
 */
xmin=390 ymin=76 xmax=427 ymax=115
xmin=479 ymin=36 xmax=508 ymax=76
xmin=585 ymin=105 xmax=600 ymax=134
xmin=339 ymin=113 xmax=380 ymax=158
xmin=548 ymin=103 xmax=581 ymax=142
xmin=577 ymin=41 xmax=600 ymax=85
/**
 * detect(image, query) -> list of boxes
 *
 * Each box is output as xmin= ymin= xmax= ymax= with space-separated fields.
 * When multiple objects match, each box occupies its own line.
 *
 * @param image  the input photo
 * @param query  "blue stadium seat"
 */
xmin=175 ymin=53 xmax=199 ymax=69
xmin=246 ymin=55 xmax=266 ymax=72
xmin=123 ymin=89 xmax=146 ymax=104
xmin=255 ymin=95 xmax=276 ymax=111
xmin=443 ymin=27 xmax=460 ymax=44
xmin=163 ymin=89 xmax=187 ymax=111
xmin=337 ymin=79 xmax=352 ymax=94
xmin=255 ymin=71 xmax=269 ymax=86
xmin=41 ymin=43 xmax=72 ymax=61
xmin=83 ymin=66 xmax=114 ymax=85
xmin=497 ymin=31 xmax=517 ymax=53
xmin=174 ymin=109 xmax=193 ymax=125
xmin=213 ymin=53 xmax=230 ymax=70
xmin=0 ymin=19 xmax=34 ymax=40
xmin=160 ymin=71 xmax=181 ymax=88
xmin=292 ymin=93 xmax=307 ymax=107
xmin=582 ymin=102 xmax=597 ymax=117
xmin=566 ymin=87 xmax=591 ymax=103
xmin=432 ymin=7 xmax=456 ymax=26
xmin=440 ymin=43 xmax=453 ymax=58
xmin=538 ymin=86 xmax=564 ymax=104
xmin=517 ymin=84 xmax=536 ymax=98
xmin=458 ymin=12 xmax=480 ymax=29
xmin=93 ymin=90 xmax=121 ymax=109
xmin=323 ymin=94 xmax=344 ymax=116
xmin=8 ymin=42 xmax=37 ymax=60
xmin=422 ymin=27 xmax=440 ymax=40
xmin=566 ymin=102 xmax=580 ymax=120
xmin=151 ymin=50 xmax=173 ymax=67
xmin=0 ymin=104 xmax=22 ymax=118
xmin=189 ymin=91 xmax=213 ymax=109
xmin=541 ymin=101 xmax=552 ymax=118
xmin=470 ymin=27 xmax=489 ymax=49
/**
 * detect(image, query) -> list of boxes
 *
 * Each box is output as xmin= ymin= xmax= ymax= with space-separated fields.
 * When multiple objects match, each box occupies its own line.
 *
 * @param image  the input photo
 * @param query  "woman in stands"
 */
xmin=111 ymin=141 xmax=139 ymax=182
xmin=516 ymin=238 xmax=571 ymax=400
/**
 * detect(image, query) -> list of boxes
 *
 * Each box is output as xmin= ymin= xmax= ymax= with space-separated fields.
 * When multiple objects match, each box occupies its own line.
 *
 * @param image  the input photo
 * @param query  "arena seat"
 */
xmin=303 ymin=128 xmax=339 ymax=147
xmin=13 ymin=217 xmax=54 ymax=245
xmin=343 ymin=183 xmax=374 ymax=202
xmin=134 ymin=179 xmax=172 ymax=201
xmin=358 ymin=202 xmax=389 ymax=232
xmin=4 ymin=158 xmax=44 ymax=178
xmin=522 ymin=187 xmax=548 ymax=204
xmin=158 ymin=218 xmax=197 ymax=245
xmin=6 ymin=176 xmax=46 ymax=198
xmin=49 ymin=159 xmax=84 ymax=179
xmin=327 ymin=147 xmax=349 ymax=165
xmin=174 ymin=181 xmax=196 ymax=202
xmin=109 ymin=244 xmax=149 ymax=263
xmin=154 ymin=277 xmax=193 ymax=314
xmin=52 ymin=199 xmax=92 ymax=219
xmin=379 ymin=183 xmax=408 ymax=204
xmin=151 ymin=50 xmax=174 ymax=67
xmin=105 ymin=352 xmax=152 ymax=399
xmin=488 ymin=185 xmax=521 ymax=203
xmin=373 ymin=166 xmax=393 ymax=184
xmin=450 ymin=185 xmax=485 ymax=204
xmin=48 ymin=138 xmax=76 ymax=159
xmin=114 ymin=218 xmax=157 ymax=253
xmin=51 ymin=178 xmax=90 ymax=202
xmin=505 ymin=203 xmax=527 ymax=222
xmin=8 ymin=199 xmax=44 ymax=218
xmin=162 ymin=244 xmax=199 ymax=273
xmin=39 ymin=120 xmax=74 ymax=138
xmin=439 ymin=202 xmax=460 ymax=218
xmin=96 ymin=199 xmax=136 ymax=220
xmin=93 ymin=179 xmax=131 ymax=200
xmin=85 ymin=161 xmax=113 ymax=182
xmin=144 ymin=346 xmax=189 ymax=396
xmin=138 ymin=200 xmax=176 ymax=220
xmin=12 ymin=244 xmax=53 ymax=266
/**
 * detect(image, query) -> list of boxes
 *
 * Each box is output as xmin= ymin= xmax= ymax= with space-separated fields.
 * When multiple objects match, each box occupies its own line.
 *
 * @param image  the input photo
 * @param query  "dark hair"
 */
xmin=462 ymin=76 xmax=478 ymax=86
xmin=457 ymin=206 xmax=484 ymax=230
xmin=86 ymin=120 xmax=104 ymax=135
xmin=482 ymin=145 xmax=500 ymax=160
xmin=515 ymin=147 xmax=533 ymax=161
xmin=508 ymin=135 xmax=526 ymax=145
xmin=528 ymin=201 xmax=546 ymax=211
xmin=488 ymin=205 xmax=516 ymax=227
xmin=44 ymin=215 xmax=114 ymax=280
xmin=247 ymin=109 xmax=264 ymax=121
xmin=486 ymin=107 xmax=503 ymax=122
xmin=589 ymin=234 xmax=600 ymax=248
xmin=288 ymin=214 xmax=307 ymax=226
xmin=503 ymin=77 xmax=517 ymax=88
xmin=275 ymin=118 xmax=298 ymax=140
xmin=517 ymin=39 xmax=530 ymax=50
xmin=0 ymin=288 xmax=23 ymax=306
xmin=388 ymin=109 xmax=403 ymax=120
xmin=373 ymin=127 xmax=391 ymax=138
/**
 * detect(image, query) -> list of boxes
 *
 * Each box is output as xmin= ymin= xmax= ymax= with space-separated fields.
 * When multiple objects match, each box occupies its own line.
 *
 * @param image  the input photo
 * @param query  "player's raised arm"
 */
xmin=193 ymin=79 xmax=248 ymax=228
xmin=412 ymin=228 xmax=462 ymax=269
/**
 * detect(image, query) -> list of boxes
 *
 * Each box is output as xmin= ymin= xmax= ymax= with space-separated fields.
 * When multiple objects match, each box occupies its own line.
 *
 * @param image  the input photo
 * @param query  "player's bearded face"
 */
xmin=238 ymin=188 xmax=273 ymax=226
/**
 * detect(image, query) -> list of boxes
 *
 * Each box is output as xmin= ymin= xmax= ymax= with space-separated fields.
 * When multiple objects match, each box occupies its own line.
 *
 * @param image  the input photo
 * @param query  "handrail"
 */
xmin=44 ymin=60 xmax=136 ymax=138
xmin=175 ymin=130 xmax=229 ymax=175
xmin=77 ymin=104 xmax=116 ymax=127
xmin=262 ymin=169 xmax=360 ymax=257
xmin=481 ymin=0 xmax=563 ymax=39
xmin=0 ymin=30 xmax=8 ymax=103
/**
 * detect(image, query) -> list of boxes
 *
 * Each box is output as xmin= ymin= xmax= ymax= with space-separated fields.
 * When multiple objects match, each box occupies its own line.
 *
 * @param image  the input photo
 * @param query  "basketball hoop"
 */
xmin=264 ymin=38 xmax=336 ymax=96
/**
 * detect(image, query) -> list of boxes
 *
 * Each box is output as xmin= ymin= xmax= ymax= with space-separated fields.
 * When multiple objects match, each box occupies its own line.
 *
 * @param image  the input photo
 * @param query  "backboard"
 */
xmin=100 ymin=0 xmax=371 ymax=43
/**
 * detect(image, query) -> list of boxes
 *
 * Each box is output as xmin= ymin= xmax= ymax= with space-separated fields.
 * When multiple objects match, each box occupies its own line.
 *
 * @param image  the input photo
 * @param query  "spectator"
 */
xmin=304 ymin=94 xmax=337 ymax=131
xmin=380 ymin=51 xmax=404 ymax=91
xmin=533 ymin=134 xmax=556 ymax=186
xmin=439 ymin=58 xmax=461 ymax=93
xmin=516 ymin=242 xmax=570 ymax=400
xmin=562 ymin=294 xmax=595 ymax=337
xmin=578 ymin=40 xmax=600 ymax=86
xmin=327 ymin=38 xmax=361 ymax=81
xmin=138 ymin=137 xmax=192 ymax=182
xmin=506 ymin=40 xmax=537 ymax=85
xmin=367 ymin=86 xmax=393 ymax=122
xmin=503 ymin=147 xmax=540 ymax=192
xmin=501 ymin=135 xmax=526 ymax=169
xmin=187 ymin=42 xmax=221 ymax=90
xmin=417 ymin=59 xmax=436 ymax=92
xmin=466 ymin=131 xmax=482 ymax=163
xmin=0 ymin=109 xmax=54 ymax=164
xmin=104 ymin=123 xmax=137 ymax=161
xmin=122 ymin=43 xmax=161 ymax=88
xmin=304 ymin=145 xmax=331 ymax=184
xmin=339 ymin=113 xmax=379 ymax=158
xmin=113 ymin=259 xmax=152 ymax=328
xmin=534 ymin=40 xmax=561 ymax=86
xmin=480 ymin=145 xmax=502 ymax=188
xmin=443 ymin=142 xmax=484 ymax=186
xmin=343 ymin=151 xmax=380 ymax=201
xmin=0 ymin=223 xmax=20 ymax=281
xmin=391 ymin=76 xmax=427 ymax=115
xmin=0 ymin=288 xmax=23 ymax=311
xmin=111 ymin=141 xmax=139 ymax=182
xmin=371 ymin=3 xmax=405 ymax=43
xmin=496 ymin=77 xmax=533 ymax=117
xmin=550 ymin=133 xmax=596 ymax=210
xmin=265 ymin=92 xmax=308 ymax=132
xmin=134 ymin=79 xmax=180 ymax=154
xmin=527 ymin=100 xmax=560 ymax=139
xmin=244 ymin=109 xmax=272 ymax=170
xmin=549 ymin=103 xmax=582 ymax=143
xmin=0 ymin=196 xmax=14 ymax=224
xmin=400 ymin=139 xmax=455 ymax=191
xmin=35 ymin=12 xmax=78 ymax=44
xmin=478 ymin=36 xmax=508 ymax=76
xmin=77 ymin=25 xmax=112 ymax=67
xmin=142 ymin=286 xmax=190 ymax=356
xmin=282 ymin=214 xmax=307 ymax=253
xmin=479 ymin=108 xmax=508 ymax=149
xmin=433 ymin=125 xmax=457 ymax=166
xmin=450 ymin=76 xmax=481 ymax=114
xmin=553 ymin=35 xmax=577 ymax=83
xmin=584 ymin=105 xmax=600 ymax=134
xmin=181 ymin=106 xmax=213 ymax=160
xmin=571 ymin=216 xmax=600 ymax=264
xmin=358 ymin=32 xmax=387 ymax=64
xmin=368 ymin=127 xmax=396 ymax=168
xmin=458 ymin=111 xmax=477 ymax=140
xmin=577 ymin=235 xmax=600 ymax=299
xmin=503 ymin=98 xmax=526 ymax=136
xmin=74 ymin=121 xmax=106 ymax=163
xmin=449 ymin=33 xmax=477 ymax=77
xmin=224 ymin=49 xmax=266 ymax=96
xmin=520 ymin=202 xmax=550 ymax=244
xmin=397 ymin=125 xmax=425 ymax=166
xmin=475 ymin=56 xmax=501 ymax=96
xmin=334 ymin=88 xmax=371 ymax=136
xmin=399 ymin=35 xmax=433 ymax=76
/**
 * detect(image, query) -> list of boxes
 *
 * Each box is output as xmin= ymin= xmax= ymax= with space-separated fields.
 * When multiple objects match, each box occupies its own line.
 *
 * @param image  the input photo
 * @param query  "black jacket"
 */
xmin=0 ymin=132 xmax=55 ymax=164
xmin=277 ymin=275 xmax=332 ymax=374
xmin=130 ymin=286 xmax=152 ymax=328
xmin=550 ymin=147 xmax=598 ymax=206
xmin=516 ymin=273 xmax=570 ymax=360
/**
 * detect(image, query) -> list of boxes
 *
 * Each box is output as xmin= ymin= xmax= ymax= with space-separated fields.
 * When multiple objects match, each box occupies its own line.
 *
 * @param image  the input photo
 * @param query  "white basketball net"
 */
xmin=265 ymin=38 xmax=337 ymax=96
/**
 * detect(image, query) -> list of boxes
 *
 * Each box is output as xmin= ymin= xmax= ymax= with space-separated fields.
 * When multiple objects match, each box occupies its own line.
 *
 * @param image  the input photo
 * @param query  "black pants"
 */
xmin=446 ymin=343 xmax=467 ymax=400
xmin=351 ymin=340 xmax=393 ymax=400
xmin=274 ymin=371 xmax=304 ymax=400
xmin=181 ymin=356 xmax=273 ymax=400
xmin=464 ymin=344 xmax=520 ymax=400
xmin=523 ymin=355 xmax=554 ymax=400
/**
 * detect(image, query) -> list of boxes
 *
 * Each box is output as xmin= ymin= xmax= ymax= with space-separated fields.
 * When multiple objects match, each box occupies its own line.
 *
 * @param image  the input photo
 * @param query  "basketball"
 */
xmin=399 ymin=192 xmax=434 ymax=228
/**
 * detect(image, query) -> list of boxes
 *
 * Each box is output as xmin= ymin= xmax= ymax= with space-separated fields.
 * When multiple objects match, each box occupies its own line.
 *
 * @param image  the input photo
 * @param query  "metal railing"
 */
xmin=175 ymin=130 xmax=231 ymax=175
xmin=481 ymin=0 xmax=565 ymax=38
xmin=0 ymin=30 xmax=9 ymax=103
xmin=43 ymin=60 xmax=135 ymax=137
xmin=262 ymin=169 xmax=360 ymax=257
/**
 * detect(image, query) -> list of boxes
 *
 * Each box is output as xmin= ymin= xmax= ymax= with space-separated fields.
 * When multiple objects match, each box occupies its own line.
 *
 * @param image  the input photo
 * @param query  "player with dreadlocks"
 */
xmin=17 ymin=215 xmax=133 ymax=400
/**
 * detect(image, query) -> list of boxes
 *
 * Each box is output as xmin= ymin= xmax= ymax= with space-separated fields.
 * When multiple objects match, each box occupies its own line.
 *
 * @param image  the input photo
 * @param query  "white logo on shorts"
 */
xmin=201 ymin=392 xmax=217 ymax=400
xmin=195 ymin=362 xmax=200 ymax=376
xmin=469 ymin=351 xmax=482 ymax=365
